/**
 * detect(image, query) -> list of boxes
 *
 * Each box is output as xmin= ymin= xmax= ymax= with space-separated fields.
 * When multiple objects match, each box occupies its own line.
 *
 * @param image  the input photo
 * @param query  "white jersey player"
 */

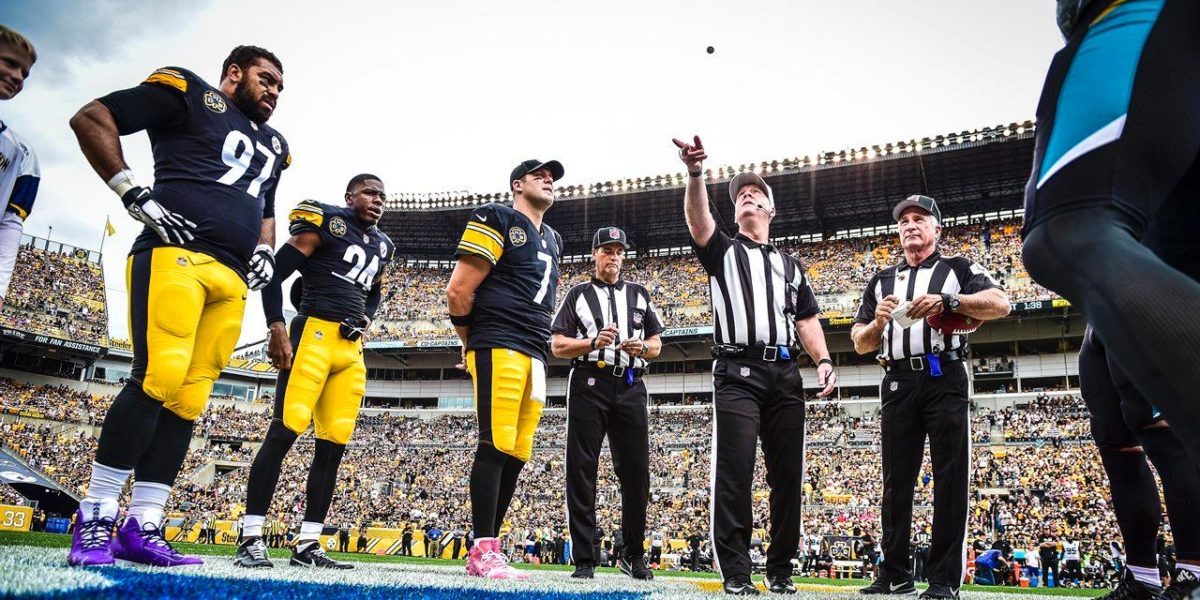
xmin=0 ymin=27 xmax=40 ymax=301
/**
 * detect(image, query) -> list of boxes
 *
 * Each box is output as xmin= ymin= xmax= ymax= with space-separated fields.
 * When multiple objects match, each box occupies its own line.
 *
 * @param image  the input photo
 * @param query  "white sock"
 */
xmin=127 ymin=481 xmax=171 ymax=528
xmin=1178 ymin=563 xmax=1200 ymax=578
xmin=242 ymin=514 xmax=265 ymax=539
xmin=297 ymin=521 xmax=323 ymax=549
xmin=80 ymin=462 xmax=130 ymax=520
xmin=1129 ymin=565 xmax=1162 ymax=587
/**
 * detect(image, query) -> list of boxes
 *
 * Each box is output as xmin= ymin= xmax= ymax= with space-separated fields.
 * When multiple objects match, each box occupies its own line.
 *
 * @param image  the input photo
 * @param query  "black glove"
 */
xmin=339 ymin=316 xmax=370 ymax=341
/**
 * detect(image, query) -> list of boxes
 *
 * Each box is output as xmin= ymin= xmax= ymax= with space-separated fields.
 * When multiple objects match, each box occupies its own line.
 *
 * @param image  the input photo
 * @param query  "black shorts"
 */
xmin=1023 ymin=0 xmax=1200 ymax=235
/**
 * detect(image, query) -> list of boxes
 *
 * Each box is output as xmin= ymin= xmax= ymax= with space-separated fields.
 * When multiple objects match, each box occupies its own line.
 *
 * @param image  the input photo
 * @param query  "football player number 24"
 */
xmin=338 ymin=245 xmax=380 ymax=290
xmin=217 ymin=130 xmax=277 ymax=197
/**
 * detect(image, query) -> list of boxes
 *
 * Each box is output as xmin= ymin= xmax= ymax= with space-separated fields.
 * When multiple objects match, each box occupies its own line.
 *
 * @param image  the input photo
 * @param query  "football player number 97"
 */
xmin=217 ymin=130 xmax=277 ymax=197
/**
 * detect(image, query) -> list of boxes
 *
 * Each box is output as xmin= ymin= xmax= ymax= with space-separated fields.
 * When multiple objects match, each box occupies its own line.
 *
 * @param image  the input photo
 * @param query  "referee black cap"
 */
xmin=892 ymin=194 xmax=941 ymax=223
xmin=593 ymin=226 xmax=629 ymax=249
xmin=510 ymin=159 xmax=564 ymax=189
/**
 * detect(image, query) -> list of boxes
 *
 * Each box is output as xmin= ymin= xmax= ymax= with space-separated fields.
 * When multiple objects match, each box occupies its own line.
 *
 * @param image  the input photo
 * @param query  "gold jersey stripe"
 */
xmin=459 ymin=229 xmax=504 ymax=262
xmin=457 ymin=241 xmax=498 ymax=265
xmin=467 ymin=220 xmax=503 ymax=243
xmin=143 ymin=72 xmax=187 ymax=93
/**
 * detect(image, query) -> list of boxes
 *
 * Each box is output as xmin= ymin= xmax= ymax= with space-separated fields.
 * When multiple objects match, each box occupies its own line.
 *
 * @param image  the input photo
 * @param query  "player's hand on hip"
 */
xmin=875 ymin=295 xmax=899 ymax=326
xmin=906 ymin=293 xmax=944 ymax=320
xmin=594 ymin=323 xmax=619 ymax=349
xmin=816 ymin=362 xmax=837 ymax=398
xmin=672 ymin=136 xmax=707 ymax=172
xmin=267 ymin=323 xmax=293 ymax=370
xmin=246 ymin=244 xmax=275 ymax=291
xmin=122 ymin=187 xmax=198 ymax=246
xmin=456 ymin=346 xmax=468 ymax=372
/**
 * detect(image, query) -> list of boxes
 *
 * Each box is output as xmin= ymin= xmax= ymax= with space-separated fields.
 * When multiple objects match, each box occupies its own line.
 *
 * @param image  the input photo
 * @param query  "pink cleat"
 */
xmin=466 ymin=537 xmax=530 ymax=580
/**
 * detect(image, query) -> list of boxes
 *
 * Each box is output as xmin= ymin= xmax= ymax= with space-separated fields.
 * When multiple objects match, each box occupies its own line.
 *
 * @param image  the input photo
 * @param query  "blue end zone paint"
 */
xmin=18 ymin=567 xmax=650 ymax=600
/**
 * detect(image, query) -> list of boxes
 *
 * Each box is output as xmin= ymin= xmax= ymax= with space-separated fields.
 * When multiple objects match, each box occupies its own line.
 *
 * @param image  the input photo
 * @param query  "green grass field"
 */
xmin=0 ymin=530 xmax=1106 ymax=597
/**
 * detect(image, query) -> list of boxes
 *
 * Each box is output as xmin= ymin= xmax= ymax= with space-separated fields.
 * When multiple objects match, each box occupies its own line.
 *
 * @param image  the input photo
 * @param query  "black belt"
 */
xmin=882 ymin=349 xmax=966 ymax=372
xmin=710 ymin=344 xmax=802 ymax=362
xmin=571 ymin=361 xmax=646 ymax=379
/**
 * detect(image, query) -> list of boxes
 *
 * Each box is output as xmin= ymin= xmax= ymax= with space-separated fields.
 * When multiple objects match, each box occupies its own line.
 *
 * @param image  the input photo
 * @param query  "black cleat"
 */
xmin=571 ymin=562 xmax=595 ymax=579
xmin=1164 ymin=569 xmax=1199 ymax=600
xmin=233 ymin=537 xmax=273 ymax=568
xmin=619 ymin=555 xmax=654 ymax=580
xmin=918 ymin=584 xmax=959 ymax=600
xmin=860 ymin=579 xmax=917 ymax=595
xmin=290 ymin=542 xmax=353 ymax=569
xmin=767 ymin=574 xmax=798 ymax=594
xmin=1100 ymin=569 xmax=1165 ymax=600
xmin=724 ymin=575 xmax=761 ymax=595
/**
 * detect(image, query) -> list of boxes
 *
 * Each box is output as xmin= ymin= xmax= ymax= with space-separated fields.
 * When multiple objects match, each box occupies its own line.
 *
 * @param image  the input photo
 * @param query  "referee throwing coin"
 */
xmin=674 ymin=135 xmax=836 ymax=595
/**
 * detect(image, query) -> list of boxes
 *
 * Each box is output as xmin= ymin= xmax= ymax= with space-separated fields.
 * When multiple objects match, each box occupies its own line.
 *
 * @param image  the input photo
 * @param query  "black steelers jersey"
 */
xmin=455 ymin=202 xmax=562 ymax=362
xmin=289 ymin=201 xmax=393 ymax=323
xmin=129 ymin=66 xmax=291 ymax=278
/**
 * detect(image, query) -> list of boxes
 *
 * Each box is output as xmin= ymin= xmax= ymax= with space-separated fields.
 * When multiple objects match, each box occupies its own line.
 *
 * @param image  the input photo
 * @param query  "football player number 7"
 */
xmin=533 ymin=251 xmax=552 ymax=304
xmin=217 ymin=131 xmax=277 ymax=196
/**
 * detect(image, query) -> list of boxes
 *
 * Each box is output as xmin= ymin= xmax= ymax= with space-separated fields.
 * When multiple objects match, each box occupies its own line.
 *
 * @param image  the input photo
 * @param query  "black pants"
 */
xmin=879 ymin=362 xmax=970 ymax=589
xmin=339 ymin=535 xmax=349 ymax=553
xmin=565 ymin=368 xmax=650 ymax=565
xmin=710 ymin=357 xmax=806 ymax=581
xmin=914 ymin=547 xmax=929 ymax=582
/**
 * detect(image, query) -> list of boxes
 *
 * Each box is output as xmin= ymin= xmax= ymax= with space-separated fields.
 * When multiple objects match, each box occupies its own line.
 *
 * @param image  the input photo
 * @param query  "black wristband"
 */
xmin=449 ymin=313 xmax=474 ymax=327
xmin=688 ymin=170 xmax=702 ymax=178
xmin=818 ymin=358 xmax=834 ymax=367
xmin=590 ymin=337 xmax=598 ymax=350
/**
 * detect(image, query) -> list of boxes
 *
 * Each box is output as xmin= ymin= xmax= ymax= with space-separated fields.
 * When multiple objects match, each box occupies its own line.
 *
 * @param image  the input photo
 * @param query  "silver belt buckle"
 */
xmin=762 ymin=346 xmax=778 ymax=362
xmin=613 ymin=366 xmax=626 ymax=377
xmin=909 ymin=356 xmax=925 ymax=371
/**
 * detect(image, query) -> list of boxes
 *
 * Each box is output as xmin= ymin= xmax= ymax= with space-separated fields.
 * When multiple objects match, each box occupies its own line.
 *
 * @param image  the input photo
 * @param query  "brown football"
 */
xmin=926 ymin=312 xmax=982 ymax=335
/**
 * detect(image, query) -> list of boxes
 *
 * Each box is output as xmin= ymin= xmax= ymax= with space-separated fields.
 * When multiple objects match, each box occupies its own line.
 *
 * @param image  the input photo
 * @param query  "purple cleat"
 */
xmin=68 ymin=507 xmax=116 ymax=566
xmin=113 ymin=517 xmax=204 ymax=567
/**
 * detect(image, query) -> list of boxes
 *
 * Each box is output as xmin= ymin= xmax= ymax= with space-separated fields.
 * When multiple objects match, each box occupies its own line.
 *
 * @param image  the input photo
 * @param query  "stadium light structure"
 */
xmin=380 ymin=120 xmax=1038 ymax=212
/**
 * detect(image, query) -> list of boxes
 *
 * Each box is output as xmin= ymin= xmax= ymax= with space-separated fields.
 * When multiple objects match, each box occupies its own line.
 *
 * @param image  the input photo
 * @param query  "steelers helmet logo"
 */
xmin=330 ymin=216 xmax=347 ymax=237
xmin=271 ymin=136 xmax=282 ymax=154
xmin=203 ymin=90 xmax=227 ymax=113
xmin=508 ymin=227 xmax=527 ymax=246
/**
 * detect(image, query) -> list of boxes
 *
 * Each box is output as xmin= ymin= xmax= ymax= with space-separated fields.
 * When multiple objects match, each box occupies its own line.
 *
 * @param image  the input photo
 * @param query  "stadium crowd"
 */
xmin=368 ymin=218 xmax=1054 ymax=344
xmin=0 ymin=243 xmax=108 ymax=346
xmin=0 ymin=390 xmax=1154 ymax=581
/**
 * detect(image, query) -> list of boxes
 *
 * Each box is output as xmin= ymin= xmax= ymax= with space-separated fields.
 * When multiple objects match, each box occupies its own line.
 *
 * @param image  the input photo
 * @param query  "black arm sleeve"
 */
xmin=262 ymin=243 xmax=308 ymax=325
xmin=96 ymin=84 xmax=188 ymax=135
xmin=365 ymin=280 xmax=382 ymax=322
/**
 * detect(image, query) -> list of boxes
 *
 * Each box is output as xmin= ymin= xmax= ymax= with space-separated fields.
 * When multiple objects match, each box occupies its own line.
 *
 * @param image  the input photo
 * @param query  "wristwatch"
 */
xmin=941 ymin=293 xmax=961 ymax=313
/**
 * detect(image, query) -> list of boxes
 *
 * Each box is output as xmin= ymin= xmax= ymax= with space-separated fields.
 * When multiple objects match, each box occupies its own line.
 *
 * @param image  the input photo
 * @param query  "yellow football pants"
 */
xmin=275 ymin=315 xmax=366 ymax=445
xmin=127 ymin=247 xmax=246 ymax=421
xmin=467 ymin=348 xmax=544 ymax=461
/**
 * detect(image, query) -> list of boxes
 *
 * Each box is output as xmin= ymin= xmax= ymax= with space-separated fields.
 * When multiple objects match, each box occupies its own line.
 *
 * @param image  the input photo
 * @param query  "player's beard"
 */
xmin=233 ymin=79 xmax=271 ymax=123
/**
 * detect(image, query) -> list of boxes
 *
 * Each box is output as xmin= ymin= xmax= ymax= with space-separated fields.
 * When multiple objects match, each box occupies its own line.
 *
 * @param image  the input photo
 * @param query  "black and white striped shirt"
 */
xmin=551 ymin=277 xmax=664 ymax=369
xmin=853 ymin=251 xmax=999 ymax=361
xmin=692 ymin=231 xmax=820 ymax=347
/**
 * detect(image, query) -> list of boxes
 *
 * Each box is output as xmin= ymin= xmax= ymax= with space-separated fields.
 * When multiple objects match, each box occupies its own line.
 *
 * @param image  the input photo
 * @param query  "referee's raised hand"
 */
xmin=672 ymin=136 xmax=707 ymax=172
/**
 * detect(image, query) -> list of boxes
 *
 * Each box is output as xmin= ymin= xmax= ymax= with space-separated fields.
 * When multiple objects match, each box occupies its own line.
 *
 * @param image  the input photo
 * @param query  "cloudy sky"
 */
xmin=3 ymin=0 xmax=1062 ymax=345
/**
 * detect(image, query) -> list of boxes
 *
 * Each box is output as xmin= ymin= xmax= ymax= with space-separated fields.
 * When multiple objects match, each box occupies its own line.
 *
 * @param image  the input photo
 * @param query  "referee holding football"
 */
xmin=851 ymin=195 xmax=1010 ymax=600
xmin=551 ymin=226 xmax=662 ymax=582
xmin=674 ymin=135 xmax=837 ymax=596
